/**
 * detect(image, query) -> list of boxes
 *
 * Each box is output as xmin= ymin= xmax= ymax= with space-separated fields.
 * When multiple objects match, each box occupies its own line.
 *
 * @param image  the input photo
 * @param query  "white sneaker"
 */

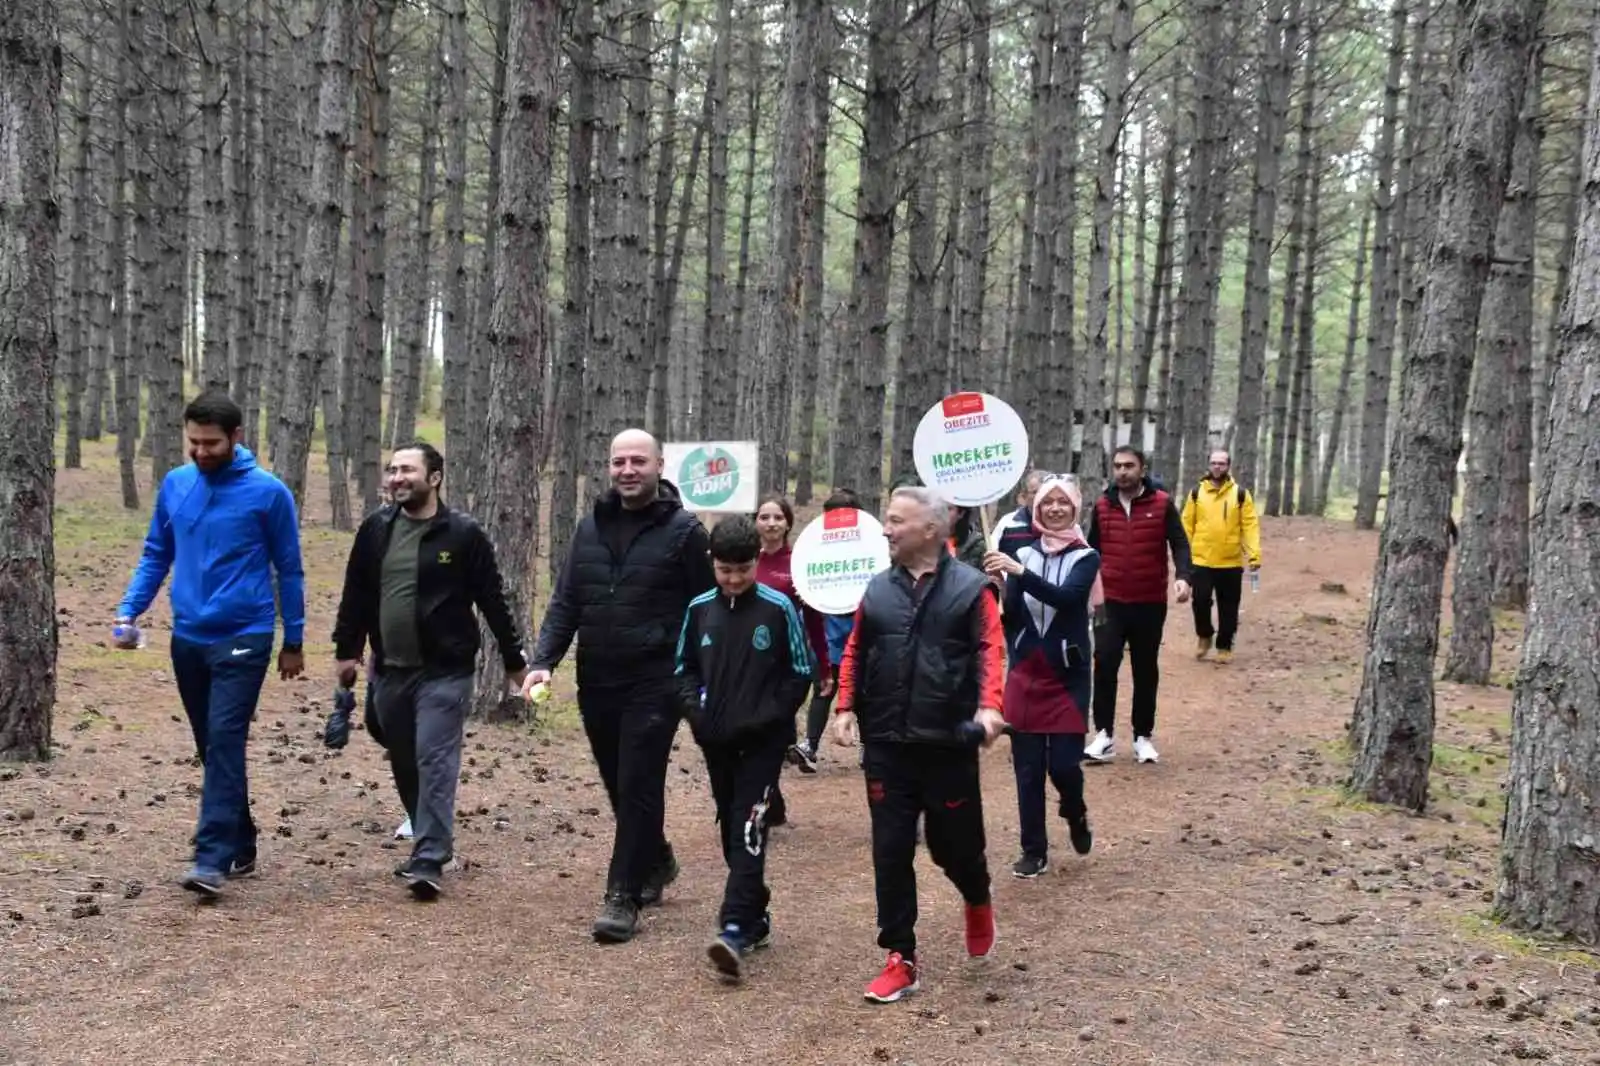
xmin=1083 ymin=730 xmax=1115 ymax=763
xmin=395 ymin=818 xmax=414 ymax=840
xmin=1133 ymin=736 xmax=1160 ymax=764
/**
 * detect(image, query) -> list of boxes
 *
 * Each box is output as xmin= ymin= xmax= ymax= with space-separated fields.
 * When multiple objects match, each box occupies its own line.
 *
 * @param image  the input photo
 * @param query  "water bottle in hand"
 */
xmin=1249 ymin=570 xmax=1261 ymax=594
xmin=112 ymin=622 xmax=144 ymax=650
xmin=324 ymin=685 xmax=355 ymax=750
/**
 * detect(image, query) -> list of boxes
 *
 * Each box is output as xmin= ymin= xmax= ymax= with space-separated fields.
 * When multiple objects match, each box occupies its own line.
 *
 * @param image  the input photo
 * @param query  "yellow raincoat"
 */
xmin=1180 ymin=477 xmax=1262 ymax=569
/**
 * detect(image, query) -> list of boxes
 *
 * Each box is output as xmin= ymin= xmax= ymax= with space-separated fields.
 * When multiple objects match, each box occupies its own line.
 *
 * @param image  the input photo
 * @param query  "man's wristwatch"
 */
xmin=281 ymin=643 xmax=303 ymax=654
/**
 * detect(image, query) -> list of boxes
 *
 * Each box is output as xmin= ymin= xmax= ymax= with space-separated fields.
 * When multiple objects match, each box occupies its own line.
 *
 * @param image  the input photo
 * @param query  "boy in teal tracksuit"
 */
xmin=676 ymin=516 xmax=814 ymax=980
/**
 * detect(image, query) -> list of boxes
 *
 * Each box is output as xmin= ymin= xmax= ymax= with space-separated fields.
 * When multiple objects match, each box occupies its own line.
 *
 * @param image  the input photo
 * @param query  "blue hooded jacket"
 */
xmin=118 ymin=445 xmax=305 ymax=646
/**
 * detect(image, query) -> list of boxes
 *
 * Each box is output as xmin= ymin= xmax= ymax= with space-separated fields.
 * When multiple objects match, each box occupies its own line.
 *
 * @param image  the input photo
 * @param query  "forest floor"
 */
xmin=3 ymin=438 xmax=1599 ymax=1066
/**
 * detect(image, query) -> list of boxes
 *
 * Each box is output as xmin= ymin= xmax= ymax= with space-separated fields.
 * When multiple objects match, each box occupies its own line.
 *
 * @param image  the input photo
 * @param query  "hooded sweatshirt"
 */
xmin=118 ymin=445 xmax=305 ymax=646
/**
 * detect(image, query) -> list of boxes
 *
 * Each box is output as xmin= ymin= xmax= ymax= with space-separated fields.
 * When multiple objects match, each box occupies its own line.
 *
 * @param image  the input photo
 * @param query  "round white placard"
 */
xmin=911 ymin=392 xmax=1030 ymax=507
xmin=790 ymin=508 xmax=891 ymax=616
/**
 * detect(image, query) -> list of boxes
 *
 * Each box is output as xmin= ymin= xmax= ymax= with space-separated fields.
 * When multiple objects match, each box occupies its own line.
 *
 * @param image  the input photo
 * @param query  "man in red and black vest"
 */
xmin=1083 ymin=446 xmax=1192 ymax=765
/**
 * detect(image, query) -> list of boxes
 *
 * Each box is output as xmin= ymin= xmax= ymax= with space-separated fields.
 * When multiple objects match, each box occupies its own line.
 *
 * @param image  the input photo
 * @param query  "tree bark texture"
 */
xmin=1445 ymin=53 xmax=1542 ymax=684
xmin=0 ymin=0 xmax=61 ymax=760
xmin=1493 ymin=19 xmax=1600 ymax=943
xmin=474 ymin=0 xmax=557 ymax=721
xmin=1348 ymin=0 xmax=1545 ymax=811
xmin=741 ymin=0 xmax=828 ymax=492
xmin=274 ymin=0 xmax=353 ymax=510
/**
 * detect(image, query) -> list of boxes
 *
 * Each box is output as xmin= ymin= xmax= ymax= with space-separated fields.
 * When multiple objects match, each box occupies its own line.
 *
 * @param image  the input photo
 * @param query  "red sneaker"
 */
xmin=965 ymin=902 xmax=997 ymax=958
xmin=863 ymin=952 xmax=920 ymax=1003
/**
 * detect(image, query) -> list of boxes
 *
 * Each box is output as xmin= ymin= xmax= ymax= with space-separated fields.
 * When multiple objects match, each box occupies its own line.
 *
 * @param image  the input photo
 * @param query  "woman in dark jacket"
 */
xmin=983 ymin=476 xmax=1102 ymax=879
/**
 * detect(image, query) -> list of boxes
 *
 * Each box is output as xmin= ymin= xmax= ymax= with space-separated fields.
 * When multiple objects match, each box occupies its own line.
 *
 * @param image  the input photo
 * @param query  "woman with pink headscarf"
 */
xmin=982 ymin=476 xmax=1102 ymax=879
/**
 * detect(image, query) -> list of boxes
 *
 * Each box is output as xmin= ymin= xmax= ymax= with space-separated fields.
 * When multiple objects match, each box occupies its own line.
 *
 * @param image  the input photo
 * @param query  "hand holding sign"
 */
xmin=912 ymin=392 xmax=1030 ymax=510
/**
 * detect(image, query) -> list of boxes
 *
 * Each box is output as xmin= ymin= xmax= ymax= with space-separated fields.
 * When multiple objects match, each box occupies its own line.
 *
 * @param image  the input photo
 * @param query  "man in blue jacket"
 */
xmin=115 ymin=391 xmax=305 ymax=898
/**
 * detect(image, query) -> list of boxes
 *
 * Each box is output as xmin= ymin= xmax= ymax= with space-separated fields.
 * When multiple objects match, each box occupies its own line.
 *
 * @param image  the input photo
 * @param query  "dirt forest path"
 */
xmin=3 ymin=464 xmax=1598 ymax=1065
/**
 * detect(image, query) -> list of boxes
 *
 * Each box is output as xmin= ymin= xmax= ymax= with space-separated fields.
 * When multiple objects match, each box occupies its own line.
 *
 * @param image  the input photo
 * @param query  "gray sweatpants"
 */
xmin=373 ymin=668 xmax=473 ymax=870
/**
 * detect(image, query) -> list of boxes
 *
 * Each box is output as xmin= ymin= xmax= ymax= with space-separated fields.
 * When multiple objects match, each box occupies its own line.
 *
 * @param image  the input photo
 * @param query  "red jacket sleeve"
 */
xmin=973 ymin=589 xmax=1004 ymax=710
xmin=835 ymin=605 xmax=865 ymax=714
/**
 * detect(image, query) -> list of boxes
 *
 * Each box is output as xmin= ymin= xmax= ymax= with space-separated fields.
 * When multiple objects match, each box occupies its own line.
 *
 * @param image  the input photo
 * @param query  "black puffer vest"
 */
xmin=853 ymin=553 xmax=989 ymax=746
xmin=566 ymin=481 xmax=709 ymax=686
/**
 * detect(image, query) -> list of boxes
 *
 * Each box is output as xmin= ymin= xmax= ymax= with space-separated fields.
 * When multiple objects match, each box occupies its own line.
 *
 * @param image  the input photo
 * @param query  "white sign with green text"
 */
xmin=662 ymin=441 xmax=759 ymax=513
xmin=911 ymin=392 xmax=1031 ymax=506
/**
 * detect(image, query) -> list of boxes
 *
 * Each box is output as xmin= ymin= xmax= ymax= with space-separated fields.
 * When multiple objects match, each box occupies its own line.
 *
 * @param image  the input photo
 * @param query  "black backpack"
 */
xmin=1191 ymin=483 xmax=1247 ymax=508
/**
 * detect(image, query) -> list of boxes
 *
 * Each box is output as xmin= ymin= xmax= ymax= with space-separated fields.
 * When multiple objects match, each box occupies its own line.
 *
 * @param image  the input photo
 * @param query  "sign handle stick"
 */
xmin=978 ymin=503 xmax=992 ymax=540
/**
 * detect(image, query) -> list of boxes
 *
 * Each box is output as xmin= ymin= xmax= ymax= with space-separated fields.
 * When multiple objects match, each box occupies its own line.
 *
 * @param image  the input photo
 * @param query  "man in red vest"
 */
xmin=1083 ymin=446 xmax=1192 ymax=765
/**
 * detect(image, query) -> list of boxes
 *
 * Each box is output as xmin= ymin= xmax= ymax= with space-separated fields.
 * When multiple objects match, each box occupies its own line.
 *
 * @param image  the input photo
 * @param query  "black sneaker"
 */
xmin=592 ymin=892 xmax=640 ymax=943
xmin=1011 ymin=854 xmax=1049 ymax=879
xmin=393 ymin=861 xmax=412 ymax=879
xmin=1064 ymin=809 xmax=1093 ymax=855
xmin=227 ymin=855 xmax=257 ymax=878
xmin=638 ymin=845 xmax=680 ymax=908
xmin=406 ymin=864 xmax=443 ymax=901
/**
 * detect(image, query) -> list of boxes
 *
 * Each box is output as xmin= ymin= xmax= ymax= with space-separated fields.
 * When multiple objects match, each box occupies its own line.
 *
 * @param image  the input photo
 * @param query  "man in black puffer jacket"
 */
xmin=524 ymin=428 xmax=714 ymax=943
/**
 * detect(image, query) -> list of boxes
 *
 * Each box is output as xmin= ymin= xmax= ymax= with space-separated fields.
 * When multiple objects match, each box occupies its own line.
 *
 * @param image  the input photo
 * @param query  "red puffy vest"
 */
xmin=1093 ymin=488 xmax=1174 ymax=604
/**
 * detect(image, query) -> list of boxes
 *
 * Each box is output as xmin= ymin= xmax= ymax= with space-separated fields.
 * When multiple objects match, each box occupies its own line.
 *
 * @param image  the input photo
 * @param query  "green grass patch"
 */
xmin=1455 ymin=911 xmax=1599 ymax=968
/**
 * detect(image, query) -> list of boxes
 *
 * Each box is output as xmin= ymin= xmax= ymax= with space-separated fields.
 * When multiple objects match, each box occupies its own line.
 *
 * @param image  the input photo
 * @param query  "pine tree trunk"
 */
xmin=955 ymin=0 xmax=992 ymax=390
xmin=890 ymin=3 xmax=939 ymax=488
xmin=1082 ymin=0 xmax=1132 ymax=483
xmin=474 ymin=0 xmax=557 ymax=721
xmin=1319 ymin=203 xmax=1370 ymax=514
xmin=87 ymin=167 xmax=114 ymax=445
xmin=230 ymin=2 xmax=264 ymax=449
xmin=198 ymin=0 xmax=228 ymax=391
xmin=1233 ymin=0 xmax=1298 ymax=492
xmin=1534 ymin=133 xmax=1580 ymax=490
xmin=1496 ymin=63 xmax=1560 ymax=609
xmin=151 ymin=0 xmax=187 ymax=482
xmin=1132 ymin=125 xmax=1177 ymax=429
xmin=740 ymin=0 xmax=828 ymax=492
xmin=549 ymin=0 xmax=595 ymax=585
xmin=440 ymin=0 xmax=471 ymax=466
xmin=1288 ymin=78 xmax=1324 ymax=517
xmin=1354 ymin=0 xmax=1411 ymax=528
xmin=1172 ymin=0 xmax=1228 ymax=490
xmin=275 ymin=0 xmax=354 ymax=509
xmin=791 ymin=62 xmax=832 ymax=506
xmin=111 ymin=0 xmax=140 ymax=510
xmin=840 ymin=0 xmax=904 ymax=512
xmin=585 ymin=0 xmax=626 ymax=481
xmin=1444 ymin=54 xmax=1542 ymax=683
xmin=1046 ymin=4 xmax=1084 ymax=474
xmin=389 ymin=18 xmax=443 ymax=450
xmin=699 ymin=0 xmax=735 ymax=439
xmin=351 ymin=0 xmax=394 ymax=513
xmin=1494 ymin=29 xmax=1600 ymax=942
xmin=1348 ymin=0 xmax=1544 ymax=811
xmin=1021 ymin=5 xmax=1058 ymax=449
xmin=646 ymin=5 xmax=689 ymax=438
xmin=730 ymin=66 xmax=761 ymax=371
xmin=464 ymin=0 xmax=513 ymax=507
xmin=0 ymin=0 xmax=61 ymax=761
xmin=1267 ymin=34 xmax=1313 ymax=517
xmin=64 ymin=48 xmax=95 ymax=469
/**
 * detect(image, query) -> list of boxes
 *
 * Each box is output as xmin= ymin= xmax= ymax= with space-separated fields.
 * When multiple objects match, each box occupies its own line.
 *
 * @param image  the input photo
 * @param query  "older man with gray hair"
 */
xmin=832 ymin=484 xmax=1006 ymax=1003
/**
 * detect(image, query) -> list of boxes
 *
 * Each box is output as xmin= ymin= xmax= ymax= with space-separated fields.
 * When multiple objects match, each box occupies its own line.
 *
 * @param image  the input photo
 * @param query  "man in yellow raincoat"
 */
xmin=1180 ymin=450 xmax=1262 ymax=664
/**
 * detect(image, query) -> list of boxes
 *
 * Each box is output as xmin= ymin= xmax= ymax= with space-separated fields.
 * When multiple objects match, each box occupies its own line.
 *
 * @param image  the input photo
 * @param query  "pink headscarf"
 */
xmin=1031 ymin=477 xmax=1104 ymax=609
